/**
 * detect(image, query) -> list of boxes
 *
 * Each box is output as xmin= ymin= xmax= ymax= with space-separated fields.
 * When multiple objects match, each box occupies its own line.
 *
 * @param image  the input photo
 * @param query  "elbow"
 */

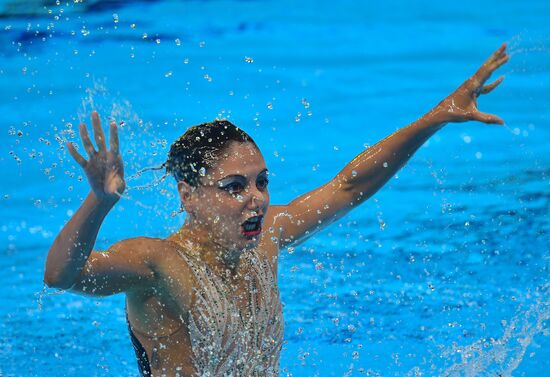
xmin=336 ymin=177 xmax=362 ymax=201
xmin=344 ymin=186 xmax=374 ymax=209
xmin=337 ymin=172 xmax=373 ymax=197
xmin=44 ymin=250 xmax=77 ymax=290
xmin=43 ymin=271 xmax=74 ymax=290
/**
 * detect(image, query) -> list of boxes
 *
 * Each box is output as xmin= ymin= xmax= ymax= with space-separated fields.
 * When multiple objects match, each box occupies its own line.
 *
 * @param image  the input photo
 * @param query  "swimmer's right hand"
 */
xmin=66 ymin=111 xmax=125 ymax=206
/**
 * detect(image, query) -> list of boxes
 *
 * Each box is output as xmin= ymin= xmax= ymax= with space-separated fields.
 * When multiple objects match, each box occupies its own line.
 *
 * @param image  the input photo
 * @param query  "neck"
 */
xmin=172 ymin=219 xmax=243 ymax=276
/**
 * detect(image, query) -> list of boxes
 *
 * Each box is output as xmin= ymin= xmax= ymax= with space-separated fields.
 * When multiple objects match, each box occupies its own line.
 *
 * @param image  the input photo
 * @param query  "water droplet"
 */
xmin=382 ymin=162 xmax=388 ymax=168
xmin=175 ymin=38 xmax=181 ymax=46
xmin=130 ymin=23 xmax=136 ymax=29
xmin=266 ymin=102 xmax=273 ymax=110
xmin=287 ymin=247 xmax=295 ymax=254
xmin=199 ymin=41 xmax=205 ymax=48
xmin=198 ymin=167 xmax=206 ymax=176
xmin=244 ymin=56 xmax=254 ymax=63
xmin=183 ymin=58 xmax=189 ymax=64
xmin=351 ymin=170 xmax=357 ymax=177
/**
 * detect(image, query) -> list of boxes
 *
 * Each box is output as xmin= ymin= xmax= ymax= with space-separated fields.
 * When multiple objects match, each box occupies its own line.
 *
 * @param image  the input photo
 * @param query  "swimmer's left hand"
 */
xmin=433 ymin=43 xmax=509 ymax=125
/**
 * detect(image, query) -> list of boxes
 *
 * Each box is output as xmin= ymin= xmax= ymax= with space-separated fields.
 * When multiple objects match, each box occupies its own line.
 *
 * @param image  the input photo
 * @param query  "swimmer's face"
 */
xmin=186 ymin=141 xmax=269 ymax=250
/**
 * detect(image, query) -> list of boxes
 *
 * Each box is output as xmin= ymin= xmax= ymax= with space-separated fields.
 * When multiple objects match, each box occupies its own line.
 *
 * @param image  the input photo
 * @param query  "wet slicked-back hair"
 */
xmin=166 ymin=120 xmax=258 ymax=186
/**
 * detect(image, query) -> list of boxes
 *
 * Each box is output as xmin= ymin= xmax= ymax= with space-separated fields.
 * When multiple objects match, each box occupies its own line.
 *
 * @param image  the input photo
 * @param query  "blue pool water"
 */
xmin=1 ymin=0 xmax=549 ymax=376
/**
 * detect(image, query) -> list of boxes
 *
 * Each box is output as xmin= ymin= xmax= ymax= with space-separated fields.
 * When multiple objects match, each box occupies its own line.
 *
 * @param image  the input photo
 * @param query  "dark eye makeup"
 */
xmin=217 ymin=176 xmax=245 ymax=193
xmin=217 ymin=169 xmax=269 ymax=194
xmin=256 ymin=175 xmax=269 ymax=190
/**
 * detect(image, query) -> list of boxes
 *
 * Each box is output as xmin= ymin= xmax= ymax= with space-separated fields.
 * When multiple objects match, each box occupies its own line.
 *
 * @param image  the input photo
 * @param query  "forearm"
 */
xmin=337 ymin=108 xmax=447 ymax=200
xmin=44 ymin=192 xmax=113 ymax=288
xmin=278 ymin=45 xmax=508 ymax=246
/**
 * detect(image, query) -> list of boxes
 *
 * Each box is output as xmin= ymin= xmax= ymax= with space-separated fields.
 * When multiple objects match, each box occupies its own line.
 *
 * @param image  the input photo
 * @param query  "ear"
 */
xmin=177 ymin=181 xmax=197 ymax=213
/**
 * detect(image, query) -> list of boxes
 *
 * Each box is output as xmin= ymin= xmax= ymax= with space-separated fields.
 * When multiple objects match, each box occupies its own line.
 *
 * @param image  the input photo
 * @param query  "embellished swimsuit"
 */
xmin=127 ymin=247 xmax=284 ymax=376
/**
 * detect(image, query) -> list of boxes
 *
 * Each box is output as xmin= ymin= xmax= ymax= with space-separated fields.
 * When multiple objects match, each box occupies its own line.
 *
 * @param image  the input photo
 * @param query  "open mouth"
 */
xmin=241 ymin=215 xmax=263 ymax=238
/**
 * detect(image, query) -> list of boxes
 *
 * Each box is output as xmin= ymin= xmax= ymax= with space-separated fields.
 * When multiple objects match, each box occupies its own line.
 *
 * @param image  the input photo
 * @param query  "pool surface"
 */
xmin=1 ymin=0 xmax=549 ymax=376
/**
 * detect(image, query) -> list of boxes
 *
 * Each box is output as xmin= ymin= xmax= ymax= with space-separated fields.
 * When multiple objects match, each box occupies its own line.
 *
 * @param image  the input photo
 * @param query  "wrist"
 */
xmin=87 ymin=192 xmax=117 ymax=215
xmin=428 ymin=104 xmax=450 ymax=124
xmin=414 ymin=107 xmax=448 ymax=133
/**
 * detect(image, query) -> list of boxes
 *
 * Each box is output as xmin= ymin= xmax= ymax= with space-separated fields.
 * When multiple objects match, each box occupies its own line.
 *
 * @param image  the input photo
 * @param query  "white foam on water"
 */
xmin=440 ymin=284 xmax=549 ymax=377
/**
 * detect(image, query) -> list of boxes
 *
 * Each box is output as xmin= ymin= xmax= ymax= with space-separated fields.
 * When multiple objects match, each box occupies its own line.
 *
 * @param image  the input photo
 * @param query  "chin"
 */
xmin=242 ymin=234 xmax=262 ymax=249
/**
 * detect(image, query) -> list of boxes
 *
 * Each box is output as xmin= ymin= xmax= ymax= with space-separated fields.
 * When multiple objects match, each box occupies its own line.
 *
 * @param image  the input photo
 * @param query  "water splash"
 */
xmin=61 ymin=79 xmax=176 ymax=216
xmin=507 ymin=32 xmax=550 ymax=59
xmin=441 ymin=284 xmax=550 ymax=377
xmin=125 ymin=163 xmax=169 ymax=191
xmin=34 ymin=283 xmax=72 ymax=311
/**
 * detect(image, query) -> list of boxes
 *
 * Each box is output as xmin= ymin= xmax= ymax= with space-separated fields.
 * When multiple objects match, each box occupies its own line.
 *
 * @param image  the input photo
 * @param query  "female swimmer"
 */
xmin=44 ymin=44 xmax=509 ymax=376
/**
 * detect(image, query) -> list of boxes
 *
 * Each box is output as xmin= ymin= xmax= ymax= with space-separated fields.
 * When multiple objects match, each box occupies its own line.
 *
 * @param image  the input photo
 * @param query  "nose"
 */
xmin=246 ymin=186 xmax=268 ymax=211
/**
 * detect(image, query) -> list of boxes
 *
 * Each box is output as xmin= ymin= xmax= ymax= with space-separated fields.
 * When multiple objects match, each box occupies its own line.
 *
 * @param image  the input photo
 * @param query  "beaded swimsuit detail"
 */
xmin=176 ymin=247 xmax=284 ymax=376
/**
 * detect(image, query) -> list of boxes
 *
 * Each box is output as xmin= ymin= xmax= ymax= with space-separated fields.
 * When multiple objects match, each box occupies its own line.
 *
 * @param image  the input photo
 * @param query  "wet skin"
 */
xmin=172 ymin=141 xmax=272 ymax=275
xmin=44 ymin=44 xmax=510 ymax=375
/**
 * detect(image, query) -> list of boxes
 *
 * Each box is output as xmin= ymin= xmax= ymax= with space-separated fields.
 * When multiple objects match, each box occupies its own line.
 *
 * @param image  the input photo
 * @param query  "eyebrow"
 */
xmin=218 ymin=168 xmax=269 ymax=182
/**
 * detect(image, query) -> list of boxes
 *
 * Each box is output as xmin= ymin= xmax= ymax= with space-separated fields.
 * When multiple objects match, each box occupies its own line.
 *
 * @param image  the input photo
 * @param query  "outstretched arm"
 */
xmin=43 ymin=112 xmax=154 ymax=294
xmin=266 ymin=44 xmax=509 ymax=249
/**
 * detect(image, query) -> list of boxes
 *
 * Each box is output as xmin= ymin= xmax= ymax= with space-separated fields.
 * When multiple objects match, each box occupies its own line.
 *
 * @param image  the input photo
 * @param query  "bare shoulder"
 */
xmin=68 ymin=236 xmax=177 ymax=297
xmin=125 ymin=237 xmax=195 ymax=312
xmin=114 ymin=237 xmax=192 ymax=275
xmin=110 ymin=236 xmax=168 ymax=253
xmin=125 ymin=238 xmax=196 ymax=336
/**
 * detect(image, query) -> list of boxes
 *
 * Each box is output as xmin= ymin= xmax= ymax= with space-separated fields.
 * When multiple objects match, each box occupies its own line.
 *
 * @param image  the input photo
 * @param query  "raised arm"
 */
xmin=44 ymin=111 xmax=155 ymax=295
xmin=267 ymin=44 xmax=509 ymax=249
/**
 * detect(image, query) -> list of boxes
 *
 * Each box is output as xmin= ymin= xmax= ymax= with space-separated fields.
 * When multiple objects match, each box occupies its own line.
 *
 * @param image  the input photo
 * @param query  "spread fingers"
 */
xmin=67 ymin=142 xmax=87 ymax=167
xmin=480 ymin=76 xmax=504 ymax=94
xmin=477 ymin=43 xmax=508 ymax=83
xmin=109 ymin=121 xmax=119 ymax=154
xmin=79 ymin=123 xmax=96 ymax=157
xmin=91 ymin=111 xmax=107 ymax=151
